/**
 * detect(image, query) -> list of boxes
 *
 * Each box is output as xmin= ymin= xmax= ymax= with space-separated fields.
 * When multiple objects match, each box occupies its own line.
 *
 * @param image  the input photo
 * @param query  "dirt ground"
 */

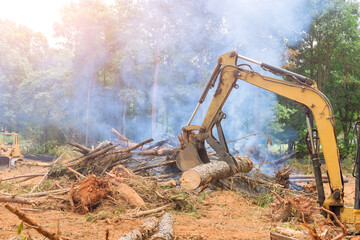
xmin=0 ymin=164 xmax=357 ymax=240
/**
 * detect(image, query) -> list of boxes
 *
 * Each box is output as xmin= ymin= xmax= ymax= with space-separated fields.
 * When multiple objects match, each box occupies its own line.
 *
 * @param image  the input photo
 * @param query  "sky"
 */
xmin=0 ymin=0 xmax=71 ymax=42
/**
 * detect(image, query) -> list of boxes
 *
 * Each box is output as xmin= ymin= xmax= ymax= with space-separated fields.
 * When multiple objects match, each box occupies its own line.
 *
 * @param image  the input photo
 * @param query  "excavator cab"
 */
xmin=0 ymin=133 xmax=23 ymax=167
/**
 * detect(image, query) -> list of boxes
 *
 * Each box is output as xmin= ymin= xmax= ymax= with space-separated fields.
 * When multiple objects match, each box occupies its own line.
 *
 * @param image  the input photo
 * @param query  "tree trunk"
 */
xmin=85 ymin=78 xmax=94 ymax=146
xmin=180 ymin=157 xmax=253 ymax=190
xmin=152 ymin=31 xmax=162 ymax=138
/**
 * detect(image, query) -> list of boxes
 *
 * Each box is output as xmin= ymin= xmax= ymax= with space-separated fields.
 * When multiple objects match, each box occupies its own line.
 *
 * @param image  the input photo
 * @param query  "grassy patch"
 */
xmin=253 ymin=193 xmax=274 ymax=207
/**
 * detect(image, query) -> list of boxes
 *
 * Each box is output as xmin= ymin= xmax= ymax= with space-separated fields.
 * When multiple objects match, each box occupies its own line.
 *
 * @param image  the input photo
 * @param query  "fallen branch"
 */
xmin=136 ymin=147 xmax=180 ymax=156
xmin=129 ymin=204 xmax=173 ymax=218
xmin=66 ymin=144 xmax=118 ymax=167
xmin=20 ymin=187 xmax=78 ymax=198
xmin=65 ymin=166 xmax=86 ymax=179
xmin=150 ymin=213 xmax=174 ymax=240
xmin=18 ymin=162 xmax=52 ymax=167
xmin=0 ymin=174 xmax=45 ymax=182
xmin=133 ymin=160 xmax=176 ymax=173
xmin=320 ymin=207 xmax=347 ymax=240
xmin=118 ymin=217 xmax=159 ymax=240
xmin=0 ymin=196 xmax=35 ymax=205
xmin=4 ymin=203 xmax=72 ymax=240
xmin=68 ymin=141 xmax=91 ymax=155
xmin=30 ymin=153 xmax=65 ymax=193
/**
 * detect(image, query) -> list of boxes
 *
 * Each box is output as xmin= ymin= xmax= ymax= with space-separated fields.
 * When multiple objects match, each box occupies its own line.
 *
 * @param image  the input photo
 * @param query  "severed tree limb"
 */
xmin=118 ymin=217 xmax=159 ymax=240
xmin=4 ymin=203 xmax=72 ymax=240
xmin=136 ymin=147 xmax=180 ymax=156
xmin=133 ymin=160 xmax=176 ymax=173
xmin=30 ymin=153 xmax=65 ymax=193
xmin=180 ymin=157 xmax=253 ymax=190
xmin=0 ymin=196 xmax=35 ymax=205
xmin=18 ymin=162 xmax=52 ymax=167
xmin=320 ymin=207 xmax=347 ymax=240
xmin=65 ymin=166 xmax=86 ymax=179
xmin=66 ymin=144 xmax=118 ymax=167
xmin=0 ymin=174 xmax=45 ymax=182
xmin=19 ymin=187 xmax=78 ymax=198
xmin=129 ymin=204 xmax=174 ymax=218
xmin=68 ymin=141 xmax=91 ymax=155
xmin=127 ymin=138 xmax=154 ymax=151
xmin=150 ymin=213 xmax=174 ymax=240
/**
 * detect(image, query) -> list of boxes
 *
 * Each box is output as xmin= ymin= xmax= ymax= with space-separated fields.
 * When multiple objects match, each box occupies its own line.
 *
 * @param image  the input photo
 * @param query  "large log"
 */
xmin=118 ymin=217 xmax=159 ymax=240
xmin=150 ymin=213 xmax=174 ymax=240
xmin=180 ymin=156 xmax=253 ymax=190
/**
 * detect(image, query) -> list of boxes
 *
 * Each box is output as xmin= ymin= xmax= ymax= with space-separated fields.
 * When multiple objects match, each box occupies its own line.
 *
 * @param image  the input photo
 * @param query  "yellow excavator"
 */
xmin=176 ymin=51 xmax=360 ymax=229
xmin=0 ymin=132 xmax=24 ymax=167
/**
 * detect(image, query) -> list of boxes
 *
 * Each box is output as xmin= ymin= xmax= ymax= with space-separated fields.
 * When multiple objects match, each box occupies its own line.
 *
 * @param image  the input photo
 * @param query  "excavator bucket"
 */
xmin=0 ymin=156 xmax=10 ymax=168
xmin=176 ymin=142 xmax=210 ymax=171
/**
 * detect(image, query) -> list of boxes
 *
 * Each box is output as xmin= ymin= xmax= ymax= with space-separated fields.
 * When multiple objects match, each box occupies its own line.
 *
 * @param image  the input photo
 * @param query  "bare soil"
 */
xmin=0 ymin=164 xmax=357 ymax=240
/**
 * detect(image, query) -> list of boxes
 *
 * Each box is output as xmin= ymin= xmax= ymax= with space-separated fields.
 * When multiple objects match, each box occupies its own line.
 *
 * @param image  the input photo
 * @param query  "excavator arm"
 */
xmin=177 ymin=51 xmax=360 ymax=226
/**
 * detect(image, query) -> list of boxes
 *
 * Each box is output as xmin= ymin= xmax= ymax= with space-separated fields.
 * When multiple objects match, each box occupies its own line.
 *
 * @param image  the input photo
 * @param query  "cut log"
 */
xmin=118 ymin=217 xmax=159 ymax=240
xmin=68 ymin=141 xmax=91 ymax=154
xmin=150 ymin=213 xmax=174 ymax=240
xmin=111 ymin=180 xmax=145 ymax=208
xmin=180 ymin=156 xmax=253 ymax=190
xmin=136 ymin=147 xmax=180 ymax=156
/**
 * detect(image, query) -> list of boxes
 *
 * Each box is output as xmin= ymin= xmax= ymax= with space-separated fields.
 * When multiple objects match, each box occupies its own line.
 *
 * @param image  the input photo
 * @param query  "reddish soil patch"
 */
xmin=0 ymin=189 xmax=272 ymax=240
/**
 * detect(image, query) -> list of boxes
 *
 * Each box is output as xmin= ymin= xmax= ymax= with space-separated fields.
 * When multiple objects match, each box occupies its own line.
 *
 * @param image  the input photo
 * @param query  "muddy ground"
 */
xmin=0 ymin=164 xmax=357 ymax=240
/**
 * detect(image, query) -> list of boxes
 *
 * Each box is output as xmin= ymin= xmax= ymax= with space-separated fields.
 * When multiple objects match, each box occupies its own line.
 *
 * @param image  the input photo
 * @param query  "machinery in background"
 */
xmin=0 ymin=132 xmax=23 ymax=167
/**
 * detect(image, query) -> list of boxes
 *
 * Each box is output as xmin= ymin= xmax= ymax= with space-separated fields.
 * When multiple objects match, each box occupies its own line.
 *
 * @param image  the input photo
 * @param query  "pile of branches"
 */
xmin=47 ymin=129 xmax=180 ymax=178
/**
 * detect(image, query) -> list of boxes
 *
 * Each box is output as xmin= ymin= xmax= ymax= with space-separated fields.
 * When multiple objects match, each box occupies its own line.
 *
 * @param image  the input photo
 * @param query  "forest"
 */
xmin=0 ymin=0 xmax=359 ymax=159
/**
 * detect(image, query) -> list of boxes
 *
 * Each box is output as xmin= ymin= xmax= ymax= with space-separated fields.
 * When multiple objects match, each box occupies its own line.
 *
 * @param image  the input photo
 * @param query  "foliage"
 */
xmin=253 ymin=193 xmax=274 ymax=207
xmin=0 ymin=0 xmax=359 ymax=159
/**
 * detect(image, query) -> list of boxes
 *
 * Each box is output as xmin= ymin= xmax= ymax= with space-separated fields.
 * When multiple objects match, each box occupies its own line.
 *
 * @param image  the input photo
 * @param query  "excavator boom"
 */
xmin=177 ymin=51 xmax=360 ymax=227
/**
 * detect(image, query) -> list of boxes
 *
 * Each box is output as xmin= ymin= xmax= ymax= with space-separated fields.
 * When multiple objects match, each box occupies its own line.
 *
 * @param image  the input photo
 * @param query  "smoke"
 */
xmin=0 ymin=0 xmax=323 ymax=161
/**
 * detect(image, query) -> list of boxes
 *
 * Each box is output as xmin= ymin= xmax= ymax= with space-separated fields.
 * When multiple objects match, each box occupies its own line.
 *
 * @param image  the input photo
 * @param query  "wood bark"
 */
xmin=129 ymin=204 xmax=173 ymax=218
xmin=118 ymin=217 xmax=159 ymax=240
xmin=66 ymin=144 xmax=118 ymax=167
xmin=4 ymin=203 xmax=70 ymax=240
xmin=30 ymin=153 xmax=64 ymax=193
xmin=133 ymin=160 xmax=175 ymax=173
xmin=136 ymin=147 xmax=180 ymax=156
xmin=68 ymin=141 xmax=91 ymax=154
xmin=0 ymin=196 xmax=35 ymax=205
xmin=111 ymin=179 xmax=145 ymax=208
xmin=180 ymin=156 xmax=253 ymax=190
xmin=150 ymin=213 xmax=174 ymax=240
xmin=0 ymin=174 xmax=44 ymax=182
